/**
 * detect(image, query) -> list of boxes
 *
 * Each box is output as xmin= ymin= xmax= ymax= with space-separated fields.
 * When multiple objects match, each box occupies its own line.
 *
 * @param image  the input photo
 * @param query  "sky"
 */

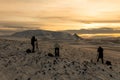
xmin=0 ymin=0 xmax=120 ymax=37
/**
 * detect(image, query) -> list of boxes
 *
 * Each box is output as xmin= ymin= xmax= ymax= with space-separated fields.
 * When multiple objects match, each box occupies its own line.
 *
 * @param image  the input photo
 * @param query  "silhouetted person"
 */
xmin=31 ymin=36 xmax=37 ymax=52
xmin=97 ymin=46 xmax=104 ymax=64
xmin=54 ymin=43 xmax=60 ymax=57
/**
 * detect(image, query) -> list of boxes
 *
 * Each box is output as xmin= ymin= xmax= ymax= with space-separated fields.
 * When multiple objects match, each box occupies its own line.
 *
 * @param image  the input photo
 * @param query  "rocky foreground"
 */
xmin=0 ymin=39 xmax=120 ymax=80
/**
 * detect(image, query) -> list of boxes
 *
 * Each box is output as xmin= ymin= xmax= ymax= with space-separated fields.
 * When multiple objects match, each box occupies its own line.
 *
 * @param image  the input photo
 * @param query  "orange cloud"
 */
xmin=0 ymin=0 xmax=120 ymax=31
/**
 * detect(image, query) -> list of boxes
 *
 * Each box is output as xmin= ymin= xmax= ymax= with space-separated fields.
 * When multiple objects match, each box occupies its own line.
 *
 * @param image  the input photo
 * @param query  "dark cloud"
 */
xmin=0 ymin=22 xmax=44 ymax=35
xmin=65 ymin=28 xmax=120 ymax=34
xmin=0 ymin=30 xmax=15 ymax=35
xmin=1 ymin=25 xmax=30 ymax=29
xmin=0 ymin=21 xmax=44 ymax=29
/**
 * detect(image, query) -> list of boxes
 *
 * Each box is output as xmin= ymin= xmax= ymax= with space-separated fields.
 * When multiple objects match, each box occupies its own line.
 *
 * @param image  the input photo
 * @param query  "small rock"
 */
xmin=109 ymin=74 xmax=112 ymax=77
xmin=49 ymin=64 xmax=51 ymax=67
xmin=72 ymin=61 xmax=75 ymax=65
xmin=26 ymin=49 xmax=31 ymax=53
xmin=82 ymin=71 xmax=85 ymax=74
xmin=48 ymin=53 xmax=54 ymax=57
xmin=43 ymin=72 xmax=46 ymax=75
xmin=28 ymin=78 xmax=31 ymax=80
xmin=54 ymin=78 xmax=57 ymax=80
xmin=109 ymin=66 xmax=112 ymax=69
xmin=44 ymin=65 xmax=47 ymax=68
xmin=15 ymin=78 xmax=18 ymax=80
xmin=102 ymin=69 xmax=104 ymax=71
xmin=106 ymin=61 xmax=112 ymax=66
xmin=63 ymin=66 xmax=66 ymax=68
xmin=53 ymin=68 xmax=56 ymax=70
xmin=72 ymin=72 xmax=75 ymax=74
xmin=93 ymin=63 xmax=96 ymax=65
xmin=83 ymin=69 xmax=87 ymax=71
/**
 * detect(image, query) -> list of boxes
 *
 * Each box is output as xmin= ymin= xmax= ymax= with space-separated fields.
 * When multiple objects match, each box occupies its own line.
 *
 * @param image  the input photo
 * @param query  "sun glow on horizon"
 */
xmin=0 ymin=0 xmax=120 ymax=37
xmin=79 ymin=33 xmax=120 ymax=38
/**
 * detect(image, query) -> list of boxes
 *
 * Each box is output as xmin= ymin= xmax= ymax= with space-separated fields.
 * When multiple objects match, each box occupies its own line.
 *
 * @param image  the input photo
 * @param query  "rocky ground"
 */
xmin=0 ymin=38 xmax=120 ymax=80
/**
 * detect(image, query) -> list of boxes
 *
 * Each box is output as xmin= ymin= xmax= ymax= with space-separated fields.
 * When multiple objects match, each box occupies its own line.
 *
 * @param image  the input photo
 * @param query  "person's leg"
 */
xmin=55 ymin=48 xmax=59 ymax=57
xmin=32 ymin=44 xmax=35 ymax=52
xmin=101 ymin=58 xmax=104 ymax=64
xmin=31 ymin=44 xmax=33 ymax=52
xmin=55 ymin=48 xmax=57 ymax=56
xmin=97 ymin=57 xmax=99 ymax=62
xmin=57 ymin=48 xmax=59 ymax=57
xmin=56 ymin=48 xmax=59 ymax=57
xmin=56 ymin=48 xmax=58 ymax=57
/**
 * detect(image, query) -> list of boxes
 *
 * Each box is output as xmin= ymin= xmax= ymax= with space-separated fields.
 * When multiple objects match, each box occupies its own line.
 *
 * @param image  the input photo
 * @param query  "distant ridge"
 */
xmin=73 ymin=33 xmax=83 ymax=40
xmin=11 ymin=30 xmax=80 ymax=40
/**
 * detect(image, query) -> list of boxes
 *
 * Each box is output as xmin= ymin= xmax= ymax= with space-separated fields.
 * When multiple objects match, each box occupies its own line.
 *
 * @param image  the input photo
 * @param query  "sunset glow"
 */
xmin=0 ymin=0 xmax=120 ymax=37
xmin=80 ymin=33 xmax=120 ymax=38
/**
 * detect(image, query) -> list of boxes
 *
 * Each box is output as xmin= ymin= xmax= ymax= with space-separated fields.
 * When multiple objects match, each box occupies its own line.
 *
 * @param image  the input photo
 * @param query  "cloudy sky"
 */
xmin=0 ymin=0 xmax=120 ymax=37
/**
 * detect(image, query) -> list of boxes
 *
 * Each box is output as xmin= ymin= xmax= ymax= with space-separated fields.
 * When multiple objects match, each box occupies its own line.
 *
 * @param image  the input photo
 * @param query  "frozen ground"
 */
xmin=0 ymin=37 xmax=120 ymax=80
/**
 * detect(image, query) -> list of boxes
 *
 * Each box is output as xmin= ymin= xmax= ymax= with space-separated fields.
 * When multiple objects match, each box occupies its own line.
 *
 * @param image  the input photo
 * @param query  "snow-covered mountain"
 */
xmin=73 ymin=33 xmax=83 ymax=40
xmin=11 ymin=30 xmax=76 ymax=40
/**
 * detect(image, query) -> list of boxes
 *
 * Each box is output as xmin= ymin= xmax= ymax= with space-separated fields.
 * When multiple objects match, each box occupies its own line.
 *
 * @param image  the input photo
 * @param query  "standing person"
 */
xmin=31 ymin=36 xmax=37 ymax=52
xmin=97 ymin=46 xmax=104 ymax=64
xmin=54 ymin=43 xmax=60 ymax=57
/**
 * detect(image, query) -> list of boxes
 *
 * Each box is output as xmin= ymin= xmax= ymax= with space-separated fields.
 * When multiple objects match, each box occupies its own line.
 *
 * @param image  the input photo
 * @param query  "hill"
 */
xmin=0 ymin=39 xmax=119 ymax=80
xmin=11 ymin=30 xmax=76 ymax=40
xmin=73 ymin=33 xmax=83 ymax=40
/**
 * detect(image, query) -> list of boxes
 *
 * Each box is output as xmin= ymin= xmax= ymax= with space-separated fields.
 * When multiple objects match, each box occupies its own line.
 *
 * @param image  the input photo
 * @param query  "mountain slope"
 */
xmin=11 ymin=30 xmax=75 ymax=40
xmin=0 ymin=39 xmax=119 ymax=80
xmin=73 ymin=33 xmax=83 ymax=40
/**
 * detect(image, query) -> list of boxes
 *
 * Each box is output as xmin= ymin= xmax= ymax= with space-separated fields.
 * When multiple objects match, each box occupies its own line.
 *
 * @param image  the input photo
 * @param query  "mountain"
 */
xmin=73 ymin=33 xmax=83 ymax=40
xmin=11 ymin=30 xmax=76 ymax=40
